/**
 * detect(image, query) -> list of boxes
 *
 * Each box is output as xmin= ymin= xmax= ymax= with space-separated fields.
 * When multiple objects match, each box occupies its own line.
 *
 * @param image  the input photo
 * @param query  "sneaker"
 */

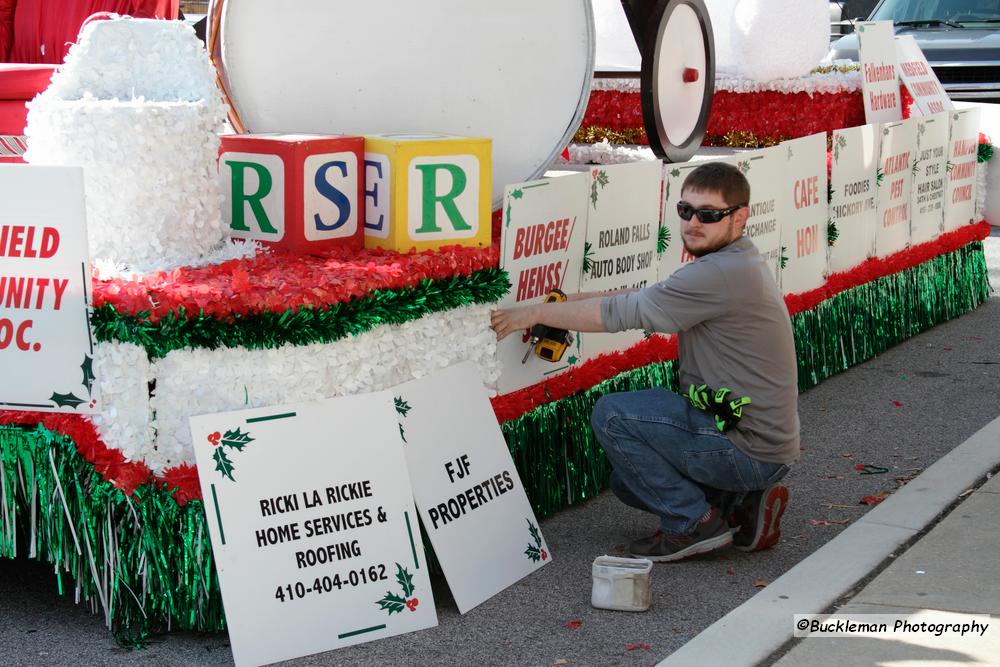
xmin=629 ymin=508 xmax=733 ymax=562
xmin=732 ymin=483 xmax=788 ymax=552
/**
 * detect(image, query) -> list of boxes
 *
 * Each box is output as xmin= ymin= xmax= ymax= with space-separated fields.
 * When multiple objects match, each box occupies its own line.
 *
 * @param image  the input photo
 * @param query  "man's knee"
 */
xmin=591 ymin=393 xmax=624 ymax=434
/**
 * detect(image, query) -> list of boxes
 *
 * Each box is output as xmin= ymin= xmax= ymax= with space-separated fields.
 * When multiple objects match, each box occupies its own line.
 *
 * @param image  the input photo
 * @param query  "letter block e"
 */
xmin=220 ymin=134 xmax=365 ymax=254
xmin=363 ymin=134 xmax=491 ymax=252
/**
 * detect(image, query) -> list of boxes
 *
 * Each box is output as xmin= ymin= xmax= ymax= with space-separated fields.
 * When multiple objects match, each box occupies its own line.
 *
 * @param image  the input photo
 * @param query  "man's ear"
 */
xmin=732 ymin=205 xmax=750 ymax=234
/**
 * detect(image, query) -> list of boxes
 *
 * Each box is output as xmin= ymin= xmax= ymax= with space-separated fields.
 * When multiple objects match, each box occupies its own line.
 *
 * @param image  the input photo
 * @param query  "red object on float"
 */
xmin=682 ymin=67 xmax=699 ymax=83
xmin=7 ymin=0 xmax=178 ymax=64
xmin=219 ymin=134 xmax=367 ymax=255
xmin=0 ymin=63 xmax=54 ymax=162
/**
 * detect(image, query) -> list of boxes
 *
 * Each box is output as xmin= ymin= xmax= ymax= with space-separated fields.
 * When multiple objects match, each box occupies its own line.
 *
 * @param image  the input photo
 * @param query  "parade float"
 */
xmin=0 ymin=0 xmax=993 ymax=651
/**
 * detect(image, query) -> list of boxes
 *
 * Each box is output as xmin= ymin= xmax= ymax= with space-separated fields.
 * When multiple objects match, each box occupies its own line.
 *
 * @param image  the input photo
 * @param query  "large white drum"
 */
xmin=212 ymin=0 xmax=595 ymax=208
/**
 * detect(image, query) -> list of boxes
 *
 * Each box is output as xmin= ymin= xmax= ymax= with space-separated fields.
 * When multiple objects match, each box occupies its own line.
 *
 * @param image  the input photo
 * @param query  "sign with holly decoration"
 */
xmin=189 ymin=392 xmax=436 ymax=666
xmin=394 ymin=362 xmax=550 ymax=614
xmin=857 ymin=21 xmax=903 ymax=124
xmin=657 ymin=161 xmax=701 ymax=282
xmin=579 ymin=160 xmax=661 ymax=363
xmin=829 ymin=124 xmax=881 ymax=273
xmin=0 ymin=165 xmax=99 ymax=414
xmin=498 ymin=173 xmax=588 ymax=394
xmin=778 ymin=132 xmax=829 ymax=295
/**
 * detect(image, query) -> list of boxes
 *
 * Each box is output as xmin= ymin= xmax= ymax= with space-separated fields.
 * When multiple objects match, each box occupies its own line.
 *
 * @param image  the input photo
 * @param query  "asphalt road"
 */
xmin=2 ymin=232 xmax=998 ymax=667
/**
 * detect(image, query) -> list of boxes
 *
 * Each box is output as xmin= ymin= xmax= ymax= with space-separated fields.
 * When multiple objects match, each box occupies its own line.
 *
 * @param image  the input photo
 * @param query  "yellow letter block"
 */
xmin=363 ymin=134 xmax=491 ymax=252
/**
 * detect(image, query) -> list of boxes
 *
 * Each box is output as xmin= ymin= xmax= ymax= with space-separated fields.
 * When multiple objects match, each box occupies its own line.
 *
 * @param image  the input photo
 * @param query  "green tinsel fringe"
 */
xmin=91 ymin=268 xmax=510 ymax=359
xmin=792 ymin=242 xmax=989 ymax=392
xmin=0 ymin=243 xmax=989 ymax=641
xmin=0 ymin=425 xmax=224 ymax=644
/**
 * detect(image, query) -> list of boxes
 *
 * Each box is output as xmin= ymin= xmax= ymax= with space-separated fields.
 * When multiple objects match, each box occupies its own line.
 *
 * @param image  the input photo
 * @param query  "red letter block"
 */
xmin=220 ymin=134 xmax=364 ymax=254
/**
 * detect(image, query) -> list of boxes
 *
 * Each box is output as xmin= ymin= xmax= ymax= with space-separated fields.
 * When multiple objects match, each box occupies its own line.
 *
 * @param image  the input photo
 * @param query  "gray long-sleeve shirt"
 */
xmin=601 ymin=236 xmax=800 ymax=464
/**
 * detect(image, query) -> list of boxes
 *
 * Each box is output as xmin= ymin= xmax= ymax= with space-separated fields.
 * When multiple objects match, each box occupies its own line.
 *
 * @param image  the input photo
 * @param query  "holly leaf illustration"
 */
xmin=657 ymin=225 xmax=671 ymax=254
xmin=50 ymin=392 xmax=85 ymax=409
xmin=827 ymin=219 xmax=839 ymax=247
xmin=394 ymin=396 xmax=411 ymax=418
xmin=398 ymin=422 xmax=407 ymax=443
xmin=396 ymin=564 xmax=415 ymax=598
xmin=376 ymin=591 xmax=408 ymax=615
xmin=213 ymin=448 xmax=235 ymax=481
xmin=511 ymin=189 xmax=523 ymax=200
xmin=221 ymin=428 xmax=253 ymax=451
xmin=567 ymin=355 xmax=579 ymax=365
xmin=525 ymin=544 xmax=541 ymax=562
xmin=780 ymin=246 xmax=789 ymax=270
xmin=81 ymin=355 xmax=96 ymax=395
xmin=528 ymin=519 xmax=542 ymax=548
xmin=670 ymin=168 xmax=680 ymax=178
xmin=582 ymin=241 xmax=594 ymax=274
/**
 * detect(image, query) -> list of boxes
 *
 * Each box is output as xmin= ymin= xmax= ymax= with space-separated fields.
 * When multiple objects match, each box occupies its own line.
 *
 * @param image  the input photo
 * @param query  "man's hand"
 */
xmin=491 ymin=305 xmax=536 ymax=341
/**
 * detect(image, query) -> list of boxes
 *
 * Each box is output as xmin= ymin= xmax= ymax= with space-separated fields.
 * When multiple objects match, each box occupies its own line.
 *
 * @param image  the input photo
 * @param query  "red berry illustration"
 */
xmin=406 ymin=598 xmax=419 ymax=612
xmin=208 ymin=431 xmax=221 ymax=447
xmin=541 ymin=549 xmax=548 ymax=561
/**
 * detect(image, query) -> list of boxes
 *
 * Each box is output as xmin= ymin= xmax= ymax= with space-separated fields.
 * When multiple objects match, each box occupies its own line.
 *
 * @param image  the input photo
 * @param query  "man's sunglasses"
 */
xmin=676 ymin=202 xmax=745 ymax=223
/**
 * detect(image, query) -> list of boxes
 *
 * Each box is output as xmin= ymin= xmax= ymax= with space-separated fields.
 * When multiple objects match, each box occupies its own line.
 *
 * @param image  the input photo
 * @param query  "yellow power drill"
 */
xmin=521 ymin=289 xmax=574 ymax=363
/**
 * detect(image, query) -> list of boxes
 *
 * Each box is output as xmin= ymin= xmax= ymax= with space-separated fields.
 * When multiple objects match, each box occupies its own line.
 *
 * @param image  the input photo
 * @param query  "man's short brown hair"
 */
xmin=680 ymin=162 xmax=751 ymax=208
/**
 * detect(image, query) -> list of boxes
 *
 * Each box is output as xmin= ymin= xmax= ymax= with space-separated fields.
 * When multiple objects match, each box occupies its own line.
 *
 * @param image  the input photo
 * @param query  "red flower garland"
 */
xmin=577 ymin=88 xmax=866 ymax=147
xmin=95 ymin=243 xmax=500 ymax=322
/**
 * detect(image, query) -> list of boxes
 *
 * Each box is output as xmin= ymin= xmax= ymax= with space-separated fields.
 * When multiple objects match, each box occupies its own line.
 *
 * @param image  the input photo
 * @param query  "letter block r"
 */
xmin=227 ymin=160 xmax=278 ymax=234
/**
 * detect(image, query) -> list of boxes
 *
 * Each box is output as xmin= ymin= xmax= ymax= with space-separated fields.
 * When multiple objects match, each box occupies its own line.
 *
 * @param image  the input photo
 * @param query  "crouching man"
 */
xmin=491 ymin=162 xmax=799 ymax=561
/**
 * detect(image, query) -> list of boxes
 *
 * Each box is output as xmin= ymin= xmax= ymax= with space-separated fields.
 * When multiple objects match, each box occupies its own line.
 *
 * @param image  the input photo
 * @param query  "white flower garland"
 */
xmin=976 ymin=160 xmax=988 ymax=219
xmin=46 ymin=17 xmax=220 ymax=104
xmin=144 ymin=305 xmax=500 ymax=472
xmin=590 ymin=63 xmax=862 ymax=97
xmin=562 ymin=140 xmax=657 ymax=165
xmin=23 ymin=17 xmax=231 ymax=275
xmin=89 ymin=342 xmax=154 ymax=466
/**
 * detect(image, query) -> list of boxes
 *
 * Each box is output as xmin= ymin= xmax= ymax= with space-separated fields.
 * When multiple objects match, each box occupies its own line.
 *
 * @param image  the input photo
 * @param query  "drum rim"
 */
xmin=208 ymin=0 xmax=596 ymax=209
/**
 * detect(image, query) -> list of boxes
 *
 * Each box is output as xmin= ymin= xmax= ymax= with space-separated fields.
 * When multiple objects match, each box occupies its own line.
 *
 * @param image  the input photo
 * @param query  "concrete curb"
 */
xmin=658 ymin=414 xmax=1000 ymax=667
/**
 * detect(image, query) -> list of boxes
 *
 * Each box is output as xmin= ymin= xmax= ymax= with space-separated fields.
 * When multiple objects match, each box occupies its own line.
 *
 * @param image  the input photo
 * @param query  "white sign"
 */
xmin=189 ymin=394 xmax=437 ymax=667
xmin=658 ymin=161 xmax=702 ymax=281
xmin=910 ymin=112 xmax=950 ymax=245
xmin=0 ymin=165 xmax=99 ymax=414
xmin=726 ymin=149 xmax=783 ymax=283
xmin=394 ymin=362 xmax=550 ymax=614
xmin=875 ymin=118 xmax=917 ymax=257
xmin=857 ymin=21 xmax=903 ymax=124
xmin=829 ymin=124 xmax=881 ymax=273
xmin=779 ymin=133 xmax=828 ymax=295
xmin=580 ymin=161 xmax=661 ymax=361
xmin=896 ymin=35 xmax=953 ymax=117
xmin=944 ymin=107 xmax=981 ymax=231
xmin=498 ymin=173 xmax=588 ymax=394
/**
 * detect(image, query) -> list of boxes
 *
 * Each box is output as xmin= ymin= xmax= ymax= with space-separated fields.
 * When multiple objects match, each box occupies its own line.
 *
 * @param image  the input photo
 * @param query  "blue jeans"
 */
xmin=591 ymin=388 xmax=789 ymax=534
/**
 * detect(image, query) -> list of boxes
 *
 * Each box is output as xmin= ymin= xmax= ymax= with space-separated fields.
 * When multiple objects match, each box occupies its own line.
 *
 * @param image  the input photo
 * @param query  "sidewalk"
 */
xmin=772 ymin=472 xmax=1000 ymax=666
xmin=661 ymin=413 xmax=1000 ymax=667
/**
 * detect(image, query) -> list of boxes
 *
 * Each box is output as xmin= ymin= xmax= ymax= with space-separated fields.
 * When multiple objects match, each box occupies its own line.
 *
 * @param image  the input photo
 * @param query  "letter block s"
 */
xmin=220 ymin=134 xmax=365 ymax=254
xmin=363 ymin=134 xmax=491 ymax=252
